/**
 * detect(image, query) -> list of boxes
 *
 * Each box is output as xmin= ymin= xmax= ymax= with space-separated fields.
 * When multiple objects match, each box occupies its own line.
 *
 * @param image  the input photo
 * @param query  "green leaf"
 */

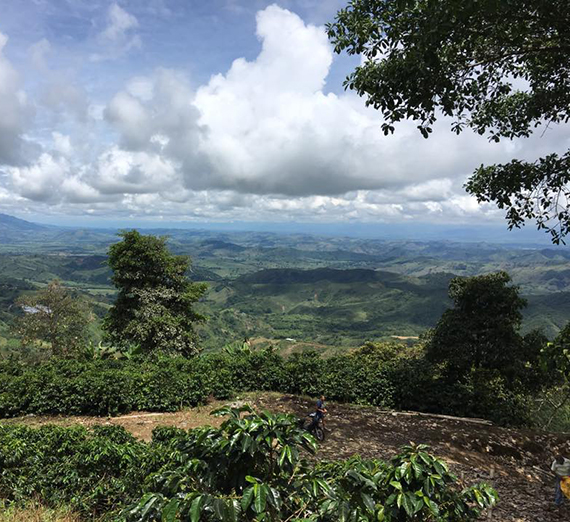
xmin=253 ymin=484 xmax=268 ymax=514
xmin=190 ymin=495 xmax=203 ymax=522
xmin=241 ymin=487 xmax=254 ymax=511
xmin=361 ymin=492 xmax=375 ymax=512
xmin=161 ymin=499 xmax=179 ymax=522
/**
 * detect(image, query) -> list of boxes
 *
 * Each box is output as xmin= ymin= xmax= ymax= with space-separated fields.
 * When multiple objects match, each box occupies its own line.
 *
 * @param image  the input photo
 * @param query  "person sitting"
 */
xmin=551 ymin=454 xmax=570 ymax=507
xmin=310 ymin=395 xmax=327 ymax=430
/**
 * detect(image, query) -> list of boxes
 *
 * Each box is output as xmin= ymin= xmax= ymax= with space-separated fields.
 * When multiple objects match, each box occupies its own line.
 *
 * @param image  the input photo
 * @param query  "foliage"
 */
xmin=542 ymin=322 xmax=570 ymax=379
xmin=0 ymin=413 xmax=496 ymax=521
xmin=127 ymin=409 xmax=496 ymax=521
xmin=0 ymin=346 xmax=536 ymax=426
xmin=353 ymin=341 xmax=411 ymax=362
xmin=223 ymin=340 xmax=254 ymax=356
xmin=533 ymin=322 xmax=570 ymax=429
xmin=0 ymin=357 xmax=216 ymax=417
xmin=0 ymin=501 xmax=83 ymax=522
xmin=0 ymin=424 xmax=149 ymax=515
xmin=81 ymin=341 xmax=142 ymax=361
xmin=327 ymin=0 xmax=570 ymax=243
xmin=103 ymin=231 xmax=207 ymax=357
xmin=425 ymin=272 xmax=541 ymax=382
xmin=12 ymin=280 xmax=91 ymax=358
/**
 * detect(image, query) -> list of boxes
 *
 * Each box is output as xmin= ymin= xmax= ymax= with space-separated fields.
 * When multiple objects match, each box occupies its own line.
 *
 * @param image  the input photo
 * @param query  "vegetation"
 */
xmin=103 ymin=231 xmax=207 ymax=357
xmin=12 ymin=280 xmax=91 ymax=358
xmin=1 ymin=227 xmax=568 ymax=518
xmin=327 ymin=0 xmax=570 ymax=243
xmin=0 ymin=344 xmax=534 ymax=426
xmin=0 ymin=502 xmax=82 ymax=522
xmin=534 ymin=323 xmax=570 ymax=429
xmin=0 ymin=410 xmax=497 ymax=521
xmin=1 ymin=227 xmax=569 ymax=354
xmin=425 ymin=272 xmax=541 ymax=380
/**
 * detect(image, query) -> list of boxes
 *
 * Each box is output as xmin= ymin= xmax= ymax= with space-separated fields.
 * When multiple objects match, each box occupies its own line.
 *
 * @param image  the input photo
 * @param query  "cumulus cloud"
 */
xmin=99 ymin=6 xmax=519 ymax=201
xmin=3 ymin=4 xmax=570 ymax=226
xmin=8 ymin=153 xmax=69 ymax=202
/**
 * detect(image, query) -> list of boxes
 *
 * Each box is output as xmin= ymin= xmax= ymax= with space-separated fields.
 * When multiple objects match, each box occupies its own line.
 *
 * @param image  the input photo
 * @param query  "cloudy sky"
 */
xmin=1 ymin=0 xmax=569 ymax=230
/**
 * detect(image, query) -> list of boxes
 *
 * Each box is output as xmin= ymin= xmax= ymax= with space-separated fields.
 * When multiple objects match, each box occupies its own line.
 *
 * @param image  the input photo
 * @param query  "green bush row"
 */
xmin=0 ymin=350 xmax=531 ymax=425
xmin=0 ymin=411 xmax=497 ymax=521
xmin=0 ymin=424 xmax=151 ymax=515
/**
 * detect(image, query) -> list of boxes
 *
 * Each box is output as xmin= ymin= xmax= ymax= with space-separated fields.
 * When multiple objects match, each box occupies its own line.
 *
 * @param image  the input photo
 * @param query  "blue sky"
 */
xmin=0 ymin=0 xmax=569 ymax=238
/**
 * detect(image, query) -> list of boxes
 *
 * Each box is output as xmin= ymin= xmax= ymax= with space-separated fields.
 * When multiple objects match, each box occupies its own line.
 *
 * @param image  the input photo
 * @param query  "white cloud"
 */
xmin=90 ymin=147 xmax=179 ymax=195
xmin=92 ymin=3 xmax=141 ymax=61
xmin=52 ymin=132 xmax=73 ymax=157
xmin=8 ymin=153 xmax=69 ymax=202
xmin=40 ymin=80 xmax=89 ymax=122
xmin=3 ymin=4 xmax=570 ymax=227
xmin=29 ymin=38 xmax=51 ymax=70
xmin=101 ymin=3 xmax=138 ymax=40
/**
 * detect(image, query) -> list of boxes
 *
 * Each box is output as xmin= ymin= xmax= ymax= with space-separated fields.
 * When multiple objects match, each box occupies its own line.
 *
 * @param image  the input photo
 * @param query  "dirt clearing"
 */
xmin=2 ymin=392 xmax=570 ymax=521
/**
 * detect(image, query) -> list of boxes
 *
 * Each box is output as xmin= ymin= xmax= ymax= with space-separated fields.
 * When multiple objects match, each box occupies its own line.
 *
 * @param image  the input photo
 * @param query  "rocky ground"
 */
xmin=3 ymin=392 xmax=570 ymax=521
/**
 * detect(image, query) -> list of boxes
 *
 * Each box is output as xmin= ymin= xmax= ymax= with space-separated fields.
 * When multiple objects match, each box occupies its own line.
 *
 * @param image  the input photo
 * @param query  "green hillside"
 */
xmin=0 ymin=215 xmax=569 ymax=354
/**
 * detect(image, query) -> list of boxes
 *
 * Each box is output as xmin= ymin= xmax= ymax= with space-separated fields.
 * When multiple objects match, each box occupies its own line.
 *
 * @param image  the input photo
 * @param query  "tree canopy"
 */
xmin=13 ymin=279 xmax=91 ymax=358
xmin=327 ymin=0 xmax=570 ymax=243
xmin=425 ymin=272 xmax=543 ymax=381
xmin=103 ymin=230 xmax=207 ymax=357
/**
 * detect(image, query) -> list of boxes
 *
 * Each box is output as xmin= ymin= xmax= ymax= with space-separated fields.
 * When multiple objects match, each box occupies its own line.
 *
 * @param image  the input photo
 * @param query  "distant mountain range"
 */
xmin=0 ymin=212 xmax=566 ymax=247
xmin=0 ymin=213 xmax=46 ymax=232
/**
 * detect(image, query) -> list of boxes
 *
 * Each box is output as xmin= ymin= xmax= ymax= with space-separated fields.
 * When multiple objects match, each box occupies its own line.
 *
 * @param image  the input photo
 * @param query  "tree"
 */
xmin=537 ymin=322 xmax=570 ymax=427
xmin=327 ymin=1 xmax=570 ymax=243
xmin=103 ymin=230 xmax=207 ymax=357
xmin=425 ymin=272 xmax=531 ymax=379
xmin=13 ymin=280 xmax=91 ymax=358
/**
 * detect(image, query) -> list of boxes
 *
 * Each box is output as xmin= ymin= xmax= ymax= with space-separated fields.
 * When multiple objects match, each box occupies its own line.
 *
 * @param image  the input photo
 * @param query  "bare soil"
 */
xmin=3 ymin=392 xmax=570 ymax=522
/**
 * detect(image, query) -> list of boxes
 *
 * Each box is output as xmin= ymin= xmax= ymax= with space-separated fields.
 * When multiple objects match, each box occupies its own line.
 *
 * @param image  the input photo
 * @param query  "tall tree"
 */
xmin=425 ymin=272 xmax=531 ymax=379
xmin=13 ymin=280 xmax=91 ymax=358
xmin=327 ymin=0 xmax=570 ymax=243
xmin=103 ymin=230 xmax=207 ymax=357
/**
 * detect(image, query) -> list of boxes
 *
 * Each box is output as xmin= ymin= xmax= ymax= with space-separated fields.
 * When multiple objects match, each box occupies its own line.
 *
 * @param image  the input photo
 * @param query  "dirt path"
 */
xmin=2 ymin=392 xmax=570 ymax=521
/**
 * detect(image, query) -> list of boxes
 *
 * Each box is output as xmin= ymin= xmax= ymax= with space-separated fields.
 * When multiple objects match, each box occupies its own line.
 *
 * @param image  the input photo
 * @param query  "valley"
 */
xmin=0 ymin=214 xmax=569 ymax=354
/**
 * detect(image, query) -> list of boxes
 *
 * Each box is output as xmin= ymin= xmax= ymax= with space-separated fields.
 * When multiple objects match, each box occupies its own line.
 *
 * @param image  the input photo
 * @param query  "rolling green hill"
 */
xmin=0 ymin=214 xmax=568 ymax=355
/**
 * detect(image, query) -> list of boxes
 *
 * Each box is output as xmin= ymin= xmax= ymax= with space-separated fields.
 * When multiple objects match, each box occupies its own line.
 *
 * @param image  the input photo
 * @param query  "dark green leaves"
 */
xmin=466 ymin=152 xmax=570 ymax=245
xmin=0 ymin=419 xmax=498 ymax=522
xmin=103 ymin=231 xmax=207 ymax=357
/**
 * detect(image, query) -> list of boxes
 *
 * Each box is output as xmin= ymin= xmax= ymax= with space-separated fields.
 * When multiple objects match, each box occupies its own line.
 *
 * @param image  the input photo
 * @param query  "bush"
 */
xmin=126 ymin=408 xmax=497 ymax=521
xmin=0 ymin=424 xmax=149 ymax=514
xmin=0 ymin=349 xmax=534 ymax=425
xmin=0 ymin=411 xmax=497 ymax=521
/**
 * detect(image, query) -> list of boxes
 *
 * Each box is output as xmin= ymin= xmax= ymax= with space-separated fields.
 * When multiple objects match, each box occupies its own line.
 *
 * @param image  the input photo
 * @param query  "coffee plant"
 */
xmin=0 ymin=348 xmax=532 ymax=425
xmin=126 ymin=408 xmax=496 ymax=521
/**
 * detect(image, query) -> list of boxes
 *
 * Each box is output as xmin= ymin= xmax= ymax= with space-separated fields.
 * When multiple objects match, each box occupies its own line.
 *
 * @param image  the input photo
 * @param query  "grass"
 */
xmin=0 ymin=502 xmax=84 ymax=522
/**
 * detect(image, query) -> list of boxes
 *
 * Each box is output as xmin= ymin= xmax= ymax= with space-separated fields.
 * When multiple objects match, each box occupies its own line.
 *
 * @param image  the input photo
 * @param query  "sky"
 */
xmin=0 ymin=0 xmax=569 ymax=235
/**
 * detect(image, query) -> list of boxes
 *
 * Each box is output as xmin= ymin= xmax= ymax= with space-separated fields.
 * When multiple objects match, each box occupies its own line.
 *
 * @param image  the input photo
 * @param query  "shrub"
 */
xmin=0 ymin=424 xmax=149 ymax=514
xmin=0 ymin=350 xmax=534 ymax=425
xmin=126 ymin=408 xmax=497 ymax=521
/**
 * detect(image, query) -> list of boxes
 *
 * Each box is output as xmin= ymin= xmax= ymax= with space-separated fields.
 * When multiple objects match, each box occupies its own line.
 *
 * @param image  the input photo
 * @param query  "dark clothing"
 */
xmin=555 ymin=477 xmax=564 ymax=506
xmin=310 ymin=400 xmax=325 ymax=430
